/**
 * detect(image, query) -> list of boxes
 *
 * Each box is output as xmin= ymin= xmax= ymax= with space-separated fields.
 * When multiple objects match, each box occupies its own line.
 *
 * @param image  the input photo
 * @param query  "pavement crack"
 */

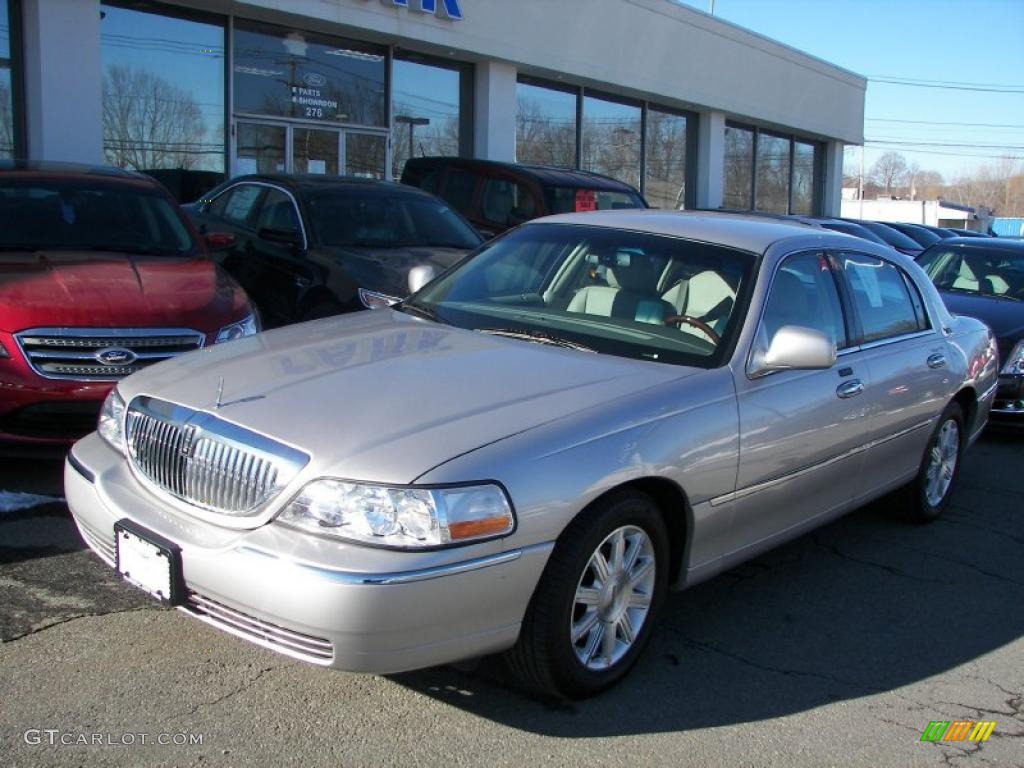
xmin=1 ymin=605 xmax=156 ymax=643
xmin=659 ymin=624 xmax=875 ymax=692
xmin=812 ymin=536 xmax=953 ymax=584
xmin=897 ymin=545 xmax=1024 ymax=589
xmin=163 ymin=665 xmax=275 ymax=724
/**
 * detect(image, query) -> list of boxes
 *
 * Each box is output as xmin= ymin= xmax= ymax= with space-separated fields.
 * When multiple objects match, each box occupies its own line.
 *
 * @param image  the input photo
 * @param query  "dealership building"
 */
xmin=4 ymin=0 xmax=864 ymax=212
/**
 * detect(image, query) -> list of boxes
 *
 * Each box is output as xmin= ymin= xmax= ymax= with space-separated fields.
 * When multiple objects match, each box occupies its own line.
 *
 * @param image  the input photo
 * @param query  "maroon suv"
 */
xmin=0 ymin=163 xmax=258 ymax=450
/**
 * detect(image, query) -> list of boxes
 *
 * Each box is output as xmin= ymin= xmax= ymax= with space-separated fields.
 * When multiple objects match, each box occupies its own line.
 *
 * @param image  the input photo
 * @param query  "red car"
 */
xmin=0 ymin=163 xmax=258 ymax=450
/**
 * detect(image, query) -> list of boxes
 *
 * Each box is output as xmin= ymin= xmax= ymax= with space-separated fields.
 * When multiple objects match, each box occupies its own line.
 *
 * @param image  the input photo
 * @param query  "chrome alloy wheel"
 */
xmin=571 ymin=525 xmax=656 ymax=670
xmin=925 ymin=418 xmax=960 ymax=507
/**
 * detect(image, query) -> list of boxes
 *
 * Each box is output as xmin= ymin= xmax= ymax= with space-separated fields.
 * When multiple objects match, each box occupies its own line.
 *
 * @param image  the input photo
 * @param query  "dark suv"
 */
xmin=401 ymin=157 xmax=647 ymax=239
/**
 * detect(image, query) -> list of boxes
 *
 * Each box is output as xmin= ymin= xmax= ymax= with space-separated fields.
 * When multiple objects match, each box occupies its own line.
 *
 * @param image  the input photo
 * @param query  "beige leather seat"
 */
xmin=661 ymin=270 xmax=736 ymax=335
xmin=568 ymin=258 xmax=673 ymax=324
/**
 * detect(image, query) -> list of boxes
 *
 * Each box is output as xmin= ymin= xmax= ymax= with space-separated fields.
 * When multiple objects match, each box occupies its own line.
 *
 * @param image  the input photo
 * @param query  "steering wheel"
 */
xmin=664 ymin=314 xmax=721 ymax=344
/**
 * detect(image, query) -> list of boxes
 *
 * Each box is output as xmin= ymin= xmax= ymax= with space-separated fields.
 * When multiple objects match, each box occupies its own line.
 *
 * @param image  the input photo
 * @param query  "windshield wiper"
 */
xmin=478 ymin=328 xmax=596 ymax=352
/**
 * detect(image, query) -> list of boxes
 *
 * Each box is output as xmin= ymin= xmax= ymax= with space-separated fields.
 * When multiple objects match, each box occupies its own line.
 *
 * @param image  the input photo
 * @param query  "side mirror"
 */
xmin=748 ymin=325 xmax=836 ymax=378
xmin=258 ymin=227 xmax=303 ymax=247
xmin=203 ymin=231 xmax=236 ymax=252
xmin=408 ymin=264 xmax=438 ymax=294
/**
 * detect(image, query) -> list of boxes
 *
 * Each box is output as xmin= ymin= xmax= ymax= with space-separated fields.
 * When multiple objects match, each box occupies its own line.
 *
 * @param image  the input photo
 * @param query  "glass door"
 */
xmin=235 ymin=121 xmax=388 ymax=178
xmin=293 ymin=128 xmax=340 ymax=175
xmin=344 ymin=133 xmax=387 ymax=179
xmin=236 ymin=122 xmax=286 ymax=175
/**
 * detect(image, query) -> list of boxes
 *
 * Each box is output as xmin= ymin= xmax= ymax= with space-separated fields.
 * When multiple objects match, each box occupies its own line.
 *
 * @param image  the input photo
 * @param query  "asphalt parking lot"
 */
xmin=1 ymin=429 xmax=1022 ymax=767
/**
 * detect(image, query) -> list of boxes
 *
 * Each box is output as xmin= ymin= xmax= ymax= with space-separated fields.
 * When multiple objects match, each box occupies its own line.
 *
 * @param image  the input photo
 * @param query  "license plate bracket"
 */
xmin=114 ymin=519 xmax=184 ymax=606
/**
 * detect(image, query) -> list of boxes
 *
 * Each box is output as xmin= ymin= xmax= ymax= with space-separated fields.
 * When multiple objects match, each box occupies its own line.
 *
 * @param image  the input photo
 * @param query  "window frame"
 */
xmin=3 ymin=0 xmax=25 ymax=159
xmin=833 ymin=250 xmax=936 ymax=348
xmin=724 ymin=120 xmax=824 ymax=216
xmin=514 ymin=74 xmax=697 ymax=206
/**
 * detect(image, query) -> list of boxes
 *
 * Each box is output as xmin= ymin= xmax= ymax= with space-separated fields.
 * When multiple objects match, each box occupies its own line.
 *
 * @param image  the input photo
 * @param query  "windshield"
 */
xmin=918 ymin=247 xmax=1024 ymax=301
xmin=0 ymin=179 xmax=196 ymax=255
xmin=407 ymin=223 xmax=754 ymax=368
xmin=544 ymin=187 xmax=645 ymax=214
xmin=307 ymin=189 xmax=481 ymax=249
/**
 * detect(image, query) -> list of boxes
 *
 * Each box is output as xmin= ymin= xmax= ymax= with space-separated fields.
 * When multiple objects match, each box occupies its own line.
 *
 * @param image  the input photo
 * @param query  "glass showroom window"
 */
xmin=723 ymin=124 xmax=754 ymax=210
xmin=100 ymin=4 xmax=225 ymax=175
xmin=582 ymin=93 xmax=641 ymax=190
xmin=516 ymin=79 xmax=577 ymax=169
xmin=645 ymin=108 xmax=688 ymax=210
xmin=0 ymin=0 xmax=17 ymax=159
xmin=234 ymin=20 xmax=385 ymax=128
xmin=791 ymin=140 xmax=818 ymax=215
xmin=755 ymin=132 xmax=790 ymax=214
xmin=392 ymin=54 xmax=467 ymax=179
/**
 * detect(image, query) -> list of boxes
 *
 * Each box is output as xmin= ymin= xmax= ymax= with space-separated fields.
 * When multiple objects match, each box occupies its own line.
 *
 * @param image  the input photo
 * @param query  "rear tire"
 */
xmin=903 ymin=402 xmax=964 ymax=523
xmin=505 ymin=489 xmax=669 ymax=699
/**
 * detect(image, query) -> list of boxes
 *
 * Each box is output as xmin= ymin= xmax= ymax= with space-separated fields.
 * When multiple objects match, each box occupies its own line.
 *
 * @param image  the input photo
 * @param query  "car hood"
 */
xmin=118 ymin=309 xmax=698 ymax=488
xmin=312 ymin=244 xmax=472 ymax=298
xmin=0 ymin=251 xmax=248 ymax=333
xmin=939 ymin=290 xmax=1024 ymax=350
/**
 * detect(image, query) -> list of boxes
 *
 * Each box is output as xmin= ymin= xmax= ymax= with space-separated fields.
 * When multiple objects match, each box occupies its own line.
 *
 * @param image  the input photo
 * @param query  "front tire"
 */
xmin=505 ymin=489 xmax=669 ymax=699
xmin=904 ymin=402 xmax=964 ymax=522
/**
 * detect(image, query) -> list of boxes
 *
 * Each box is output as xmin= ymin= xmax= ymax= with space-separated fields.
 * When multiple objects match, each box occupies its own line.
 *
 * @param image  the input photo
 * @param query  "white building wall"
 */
xmin=22 ymin=0 xmax=103 ymax=163
xmin=473 ymin=61 xmax=516 ymax=162
xmin=239 ymin=0 xmax=865 ymax=144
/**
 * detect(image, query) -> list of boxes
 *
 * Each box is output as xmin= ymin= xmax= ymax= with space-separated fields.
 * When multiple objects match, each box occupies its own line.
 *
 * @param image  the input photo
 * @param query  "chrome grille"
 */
xmin=15 ymin=327 xmax=205 ymax=380
xmin=125 ymin=397 xmax=308 ymax=517
xmin=183 ymin=592 xmax=333 ymax=664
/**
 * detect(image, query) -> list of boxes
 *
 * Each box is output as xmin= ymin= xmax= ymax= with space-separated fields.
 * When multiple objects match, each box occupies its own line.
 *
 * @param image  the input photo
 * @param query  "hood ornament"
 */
xmin=214 ymin=377 xmax=224 ymax=410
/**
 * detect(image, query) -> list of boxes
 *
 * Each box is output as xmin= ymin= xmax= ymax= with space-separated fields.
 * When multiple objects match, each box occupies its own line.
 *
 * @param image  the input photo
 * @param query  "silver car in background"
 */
xmin=65 ymin=211 xmax=999 ymax=698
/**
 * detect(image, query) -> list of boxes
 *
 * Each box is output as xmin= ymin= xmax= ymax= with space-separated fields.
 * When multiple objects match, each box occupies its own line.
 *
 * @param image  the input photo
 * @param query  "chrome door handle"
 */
xmin=836 ymin=379 xmax=864 ymax=399
xmin=927 ymin=353 xmax=947 ymax=369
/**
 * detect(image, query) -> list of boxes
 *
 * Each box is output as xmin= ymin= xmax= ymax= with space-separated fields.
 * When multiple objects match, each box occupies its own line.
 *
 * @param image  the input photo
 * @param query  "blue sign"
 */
xmin=379 ymin=0 xmax=464 ymax=21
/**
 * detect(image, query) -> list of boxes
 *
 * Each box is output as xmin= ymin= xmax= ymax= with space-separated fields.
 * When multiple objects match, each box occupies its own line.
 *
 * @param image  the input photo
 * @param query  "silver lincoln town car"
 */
xmin=66 ymin=211 xmax=999 ymax=698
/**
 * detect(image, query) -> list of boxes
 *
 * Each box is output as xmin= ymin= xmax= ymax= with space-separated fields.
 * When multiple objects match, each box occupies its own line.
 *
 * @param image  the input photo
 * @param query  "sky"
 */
xmin=674 ymin=0 xmax=1024 ymax=181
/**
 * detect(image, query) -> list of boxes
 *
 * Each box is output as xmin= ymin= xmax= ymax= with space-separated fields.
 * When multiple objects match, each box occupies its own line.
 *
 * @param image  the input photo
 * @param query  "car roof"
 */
xmin=404 ymin=157 xmax=640 ymax=192
xmin=0 ymin=160 xmax=157 ymax=185
xmin=923 ymin=236 xmax=1024 ymax=254
xmin=529 ymin=209 xmax=877 ymax=255
xmin=227 ymin=174 xmax=438 ymax=197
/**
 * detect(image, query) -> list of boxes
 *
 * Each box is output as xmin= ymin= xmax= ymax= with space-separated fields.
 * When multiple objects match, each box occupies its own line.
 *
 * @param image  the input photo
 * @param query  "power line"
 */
xmin=866 ymin=117 xmax=1024 ymax=129
xmin=869 ymin=74 xmax=1024 ymax=88
xmin=867 ymin=138 xmax=1024 ymax=150
xmin=868 ymin=77 xmax=1024 ymax=94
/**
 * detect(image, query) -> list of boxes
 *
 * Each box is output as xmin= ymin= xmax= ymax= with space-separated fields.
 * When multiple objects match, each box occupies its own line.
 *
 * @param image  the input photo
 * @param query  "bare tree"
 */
xmin=869 ymin=151 xmax=908 ymax=196
xmin=103 ymin=65 xmax=207 ymax=170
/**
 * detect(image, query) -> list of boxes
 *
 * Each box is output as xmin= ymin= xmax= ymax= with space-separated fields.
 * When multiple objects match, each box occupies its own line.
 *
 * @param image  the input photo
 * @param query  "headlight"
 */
xmin=276 ymin=479 xmax=515 ymax=549
xmin=98 ymin=388 xmax=126 ymax=452
xmin=216 ymin=313 xmax=260 ymax=343
xmin=1002 ymin=340 xmax=1024 ymax=375
xmin=358 ymin=288 xmax=400 ymax=310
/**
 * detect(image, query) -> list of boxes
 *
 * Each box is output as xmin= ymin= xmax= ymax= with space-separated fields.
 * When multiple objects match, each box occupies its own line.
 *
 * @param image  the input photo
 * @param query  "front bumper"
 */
xmin=991 ymin=374 xmax=1024 ymax=418
xmin=65 ymin=433 xmax=551 ymax=673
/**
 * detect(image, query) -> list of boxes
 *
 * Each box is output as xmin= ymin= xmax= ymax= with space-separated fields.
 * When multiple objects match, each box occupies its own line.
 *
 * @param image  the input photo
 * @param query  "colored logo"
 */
xmin=302 ymin=72 xmax=327 ymax=87
xmin=920 ymin=721 xmax=996 ymax=743
xmin=94 ymin=347 xmax=138 ymax=366
xmin=374 ymin=0 xmax=463 ymax=21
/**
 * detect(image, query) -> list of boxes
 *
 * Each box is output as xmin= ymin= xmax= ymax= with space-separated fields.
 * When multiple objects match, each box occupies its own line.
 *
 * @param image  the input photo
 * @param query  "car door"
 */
xmin=245 ymin=186 xmax=313 ymax=327
xmin=727 ymin=250 xmax=870 ymax=561
xmin=832 ymin=250 xmax=952 ymax=499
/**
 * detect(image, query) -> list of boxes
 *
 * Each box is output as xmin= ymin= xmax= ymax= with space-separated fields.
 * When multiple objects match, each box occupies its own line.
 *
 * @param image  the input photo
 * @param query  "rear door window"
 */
xmin=209 ymin=184 xmax=263 ymax=229
xmin=839 ymin=253 xmax=926 ymax=342
xmin=480 ymin=178 xmax=537 ymax=226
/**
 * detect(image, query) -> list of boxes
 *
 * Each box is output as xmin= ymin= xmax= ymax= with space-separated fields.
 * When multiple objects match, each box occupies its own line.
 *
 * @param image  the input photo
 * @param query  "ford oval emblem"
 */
xmin=95 ymin=347 xmax=138 ymax=366
xmin=303 ymin=72 xmax=327 ymax=87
